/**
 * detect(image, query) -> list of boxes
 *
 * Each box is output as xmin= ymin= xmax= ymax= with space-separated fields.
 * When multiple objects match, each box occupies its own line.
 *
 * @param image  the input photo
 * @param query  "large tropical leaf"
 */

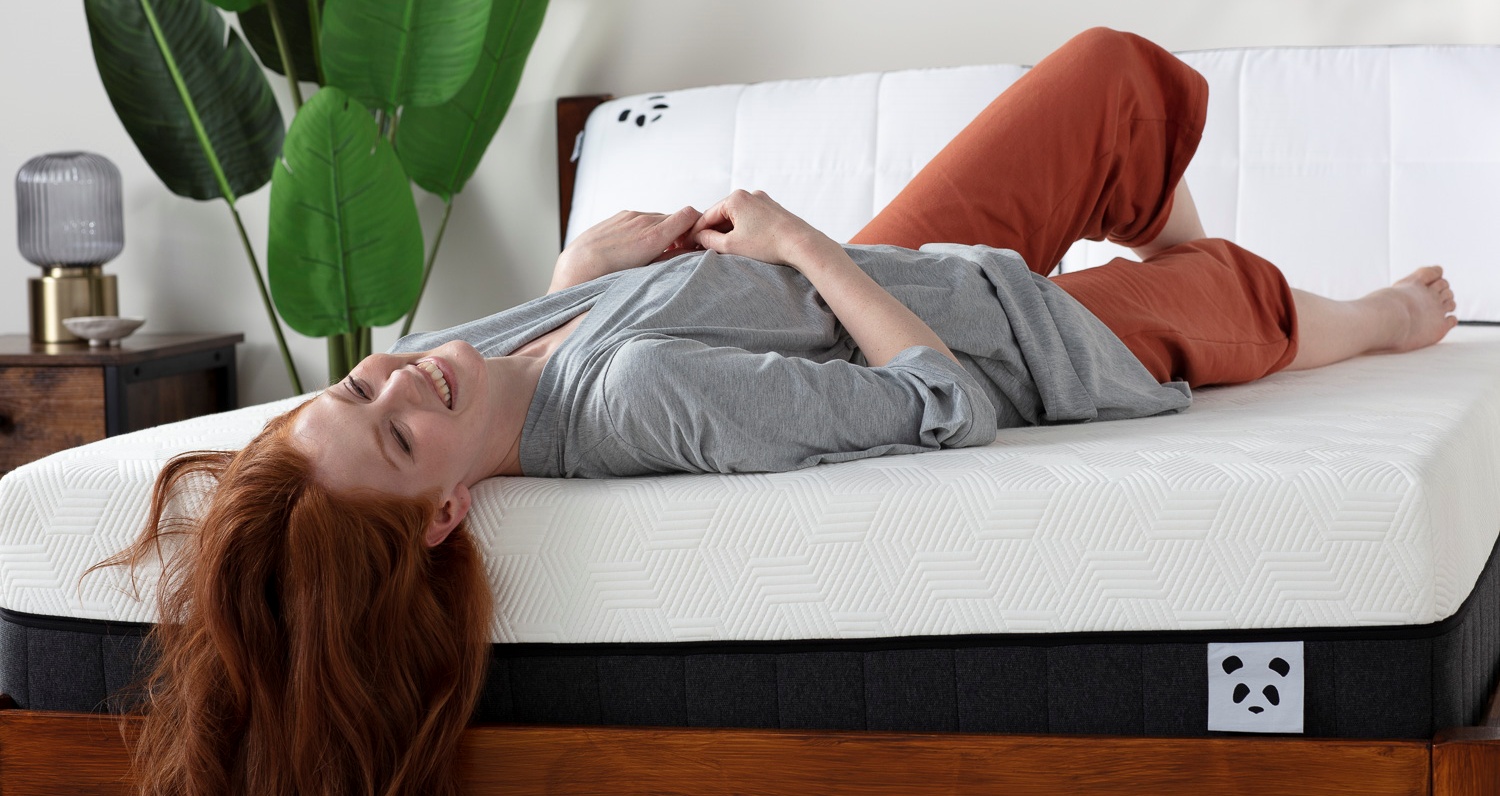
xmin=85 ymin=0 xmax=284 ymax=201
xmin=396 ymin=0 xmax=547 ymax=200
xmin=320 ymin=0 xmax=491 ymax=112
xmin=268 ymin=88 xmax=423 ymax=337
xmin=239 ymin=0 xmax=324 ymax=83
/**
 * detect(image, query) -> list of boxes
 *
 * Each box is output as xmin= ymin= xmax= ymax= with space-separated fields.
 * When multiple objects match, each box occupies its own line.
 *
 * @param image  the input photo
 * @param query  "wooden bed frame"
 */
xmin=3 ymin=692 xmax=1500 ymax=794
xmin=2 ymin=94 xmax=1498 ymax=795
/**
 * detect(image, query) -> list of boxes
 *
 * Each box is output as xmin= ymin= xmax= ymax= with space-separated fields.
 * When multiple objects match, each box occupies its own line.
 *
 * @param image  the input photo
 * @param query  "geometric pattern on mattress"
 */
xmin=5 ymin=325 xmax=1500 ymax=644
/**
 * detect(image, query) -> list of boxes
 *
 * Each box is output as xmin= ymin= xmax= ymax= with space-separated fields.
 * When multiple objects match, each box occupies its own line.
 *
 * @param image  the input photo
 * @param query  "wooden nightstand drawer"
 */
xmin=0 ymin=366 xmax=106 ymax=471
xmin=0 ymin=333 xmax=242 ymax=474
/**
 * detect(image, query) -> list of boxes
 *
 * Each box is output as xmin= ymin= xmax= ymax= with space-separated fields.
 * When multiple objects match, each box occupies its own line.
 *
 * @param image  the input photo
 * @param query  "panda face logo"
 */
xmin=1222 ymin=654 xmax=1291 ymax=715
xmin=1207 ymin=641 xmax=1303 ymax=734
xmin=617 ymin=95 xmax=669 ymax=127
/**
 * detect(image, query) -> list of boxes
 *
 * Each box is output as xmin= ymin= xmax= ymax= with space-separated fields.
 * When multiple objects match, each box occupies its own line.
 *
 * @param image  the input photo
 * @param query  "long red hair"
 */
xmin=90 ymin=402 xmax=492 ymax=795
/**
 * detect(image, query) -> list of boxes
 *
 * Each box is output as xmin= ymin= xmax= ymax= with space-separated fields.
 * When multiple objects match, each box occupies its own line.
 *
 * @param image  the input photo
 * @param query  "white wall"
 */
xmin=3 ymin=0 xmax=1498 ymax=406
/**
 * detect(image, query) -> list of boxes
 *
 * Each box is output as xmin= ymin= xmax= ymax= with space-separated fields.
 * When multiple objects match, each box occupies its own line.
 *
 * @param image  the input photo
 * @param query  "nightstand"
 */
xmin=0 ymin=332 xmax=243 ymax=474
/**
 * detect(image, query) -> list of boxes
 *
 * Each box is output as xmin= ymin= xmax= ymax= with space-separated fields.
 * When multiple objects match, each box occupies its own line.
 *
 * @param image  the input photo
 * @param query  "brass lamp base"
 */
xmin=28 ymin=266 xmax=119 ymax=344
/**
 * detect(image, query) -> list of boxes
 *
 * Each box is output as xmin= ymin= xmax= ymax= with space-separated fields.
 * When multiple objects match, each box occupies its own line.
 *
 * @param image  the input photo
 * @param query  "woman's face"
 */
xmin=290 ymin=340 xmax=500 ymax=518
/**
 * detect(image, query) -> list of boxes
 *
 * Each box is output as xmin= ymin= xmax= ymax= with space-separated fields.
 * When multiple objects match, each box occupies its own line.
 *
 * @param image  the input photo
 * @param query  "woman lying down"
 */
xmin=98 ymin=28 xmax=1456 ymax=796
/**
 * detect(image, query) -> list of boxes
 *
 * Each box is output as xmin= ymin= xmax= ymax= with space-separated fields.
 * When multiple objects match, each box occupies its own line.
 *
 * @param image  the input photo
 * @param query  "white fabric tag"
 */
xmin=1207 ymin=641 xmax=1304 ymax=734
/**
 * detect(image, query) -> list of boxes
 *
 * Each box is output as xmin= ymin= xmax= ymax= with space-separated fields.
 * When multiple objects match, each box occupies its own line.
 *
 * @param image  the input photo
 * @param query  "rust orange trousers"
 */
xmin=851 ymin=27 xmax=1299 ymax=387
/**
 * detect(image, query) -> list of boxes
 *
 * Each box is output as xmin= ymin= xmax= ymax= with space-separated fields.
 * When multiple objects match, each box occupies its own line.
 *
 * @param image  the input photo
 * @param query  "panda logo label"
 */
xmin=618 ymin=95 xmax=669 ymax=127
xmin=1222 ymin=654 xmax=1291 ymax=714
xmin=1207 ymin=641 xmax=1303 ymax=734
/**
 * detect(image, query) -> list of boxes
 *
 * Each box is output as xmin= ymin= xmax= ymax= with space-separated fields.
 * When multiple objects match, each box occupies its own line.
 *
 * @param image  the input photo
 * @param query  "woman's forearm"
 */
xmin=550 ymin=208 xmax=704 ymax=294
xmin=546 ymin=253 xmax=595 ymax=294
xmin=789 ymin=239 xmax=959 ymax=367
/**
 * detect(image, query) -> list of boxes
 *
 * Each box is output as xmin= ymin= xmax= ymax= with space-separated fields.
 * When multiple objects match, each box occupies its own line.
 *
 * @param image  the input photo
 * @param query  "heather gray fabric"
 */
xmin=391 ymin=243 xmax=1190 ymax=478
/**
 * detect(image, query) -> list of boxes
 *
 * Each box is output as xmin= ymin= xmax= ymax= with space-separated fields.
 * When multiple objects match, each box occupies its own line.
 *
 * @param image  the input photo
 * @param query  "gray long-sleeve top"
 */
xmin=391 ymin=244 xmax=1191 ymax=478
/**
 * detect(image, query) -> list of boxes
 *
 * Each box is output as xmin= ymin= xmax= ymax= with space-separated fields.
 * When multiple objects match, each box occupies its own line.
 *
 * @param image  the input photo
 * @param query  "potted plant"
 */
xmin=83 ymin=0 xmax=549 ymax=391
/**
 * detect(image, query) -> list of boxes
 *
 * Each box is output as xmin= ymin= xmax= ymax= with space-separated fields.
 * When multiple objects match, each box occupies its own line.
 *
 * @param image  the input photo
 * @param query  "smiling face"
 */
xmin=291 ymin=340 xmax=503 ymax=544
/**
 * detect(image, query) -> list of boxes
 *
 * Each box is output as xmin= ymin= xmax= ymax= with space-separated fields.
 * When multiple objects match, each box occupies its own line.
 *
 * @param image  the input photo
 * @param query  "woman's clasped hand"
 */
xmin=689 ymin=189 xmax=844 ymax=271
xmin=551 ymin=189 xmax=844 ymax=293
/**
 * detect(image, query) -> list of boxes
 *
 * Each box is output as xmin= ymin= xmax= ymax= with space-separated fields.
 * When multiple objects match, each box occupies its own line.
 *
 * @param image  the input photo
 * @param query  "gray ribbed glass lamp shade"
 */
xmin=16 ymin=151 xmax=124 ymax=267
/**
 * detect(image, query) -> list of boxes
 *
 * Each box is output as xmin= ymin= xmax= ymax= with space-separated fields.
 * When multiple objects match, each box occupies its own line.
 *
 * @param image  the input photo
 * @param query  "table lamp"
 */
xmin=16 ymin=152 xmax=124 ymax=343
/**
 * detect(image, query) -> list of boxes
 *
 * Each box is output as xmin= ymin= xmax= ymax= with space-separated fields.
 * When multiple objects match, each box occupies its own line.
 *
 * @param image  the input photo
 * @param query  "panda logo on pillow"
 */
xmin=618 ymin=95 xmax=669 ymax=127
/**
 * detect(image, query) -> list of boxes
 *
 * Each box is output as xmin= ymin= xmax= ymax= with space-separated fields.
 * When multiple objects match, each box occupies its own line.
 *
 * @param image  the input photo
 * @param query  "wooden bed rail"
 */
xmin=3 ymin=693 xmax=1498 ymax=795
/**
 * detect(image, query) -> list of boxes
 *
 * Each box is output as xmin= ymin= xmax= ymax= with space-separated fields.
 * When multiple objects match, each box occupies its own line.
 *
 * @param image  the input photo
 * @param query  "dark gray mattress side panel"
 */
xmin=1435 ymin=559 xmax=1500 ymax=730
xmin=0 ymin=618 xmax=1483 ymax=738
xmin=1 ymin=619 xmax=153 ymax=714
xmin=0 ymin=618 xmax=26 ymax=708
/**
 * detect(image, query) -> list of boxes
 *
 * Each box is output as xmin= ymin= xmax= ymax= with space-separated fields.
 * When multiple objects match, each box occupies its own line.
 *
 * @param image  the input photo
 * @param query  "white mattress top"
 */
xmin=5 ymin=327 xmax=1500 ymax=643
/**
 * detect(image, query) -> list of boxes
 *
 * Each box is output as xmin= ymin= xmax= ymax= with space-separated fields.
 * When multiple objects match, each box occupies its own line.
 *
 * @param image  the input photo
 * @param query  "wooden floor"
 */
xmin=3 ymin=695 xmax=1500 ymax=795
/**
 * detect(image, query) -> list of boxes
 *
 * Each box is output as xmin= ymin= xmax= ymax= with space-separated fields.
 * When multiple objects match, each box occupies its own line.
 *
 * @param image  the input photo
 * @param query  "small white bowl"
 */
xmin=62 ymin=316 xmax=145 ymax=346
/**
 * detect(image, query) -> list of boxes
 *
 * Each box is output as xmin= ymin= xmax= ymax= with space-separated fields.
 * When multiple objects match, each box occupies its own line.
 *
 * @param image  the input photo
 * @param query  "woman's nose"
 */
xmin=376 ymin=365 xmax=425 ymax=405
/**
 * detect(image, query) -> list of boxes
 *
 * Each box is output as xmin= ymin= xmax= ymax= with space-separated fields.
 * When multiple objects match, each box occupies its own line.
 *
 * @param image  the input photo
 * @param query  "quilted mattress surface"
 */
xmin=3 ymin=326 xmax=1500 ymax=644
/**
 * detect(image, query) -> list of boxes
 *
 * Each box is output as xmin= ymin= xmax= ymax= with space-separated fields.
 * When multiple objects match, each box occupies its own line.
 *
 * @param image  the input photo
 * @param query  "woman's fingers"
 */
xmin=692 ymin=231 xmax=722 ymax=254
xmin=689 ymin=189 xmax=830 ymax=266
xmin=650 ymin=207 xmax=706 ymax=262
xmin=690 ymin=197 xmax=735 ymax=238
xmin=657 ymin=206 xmax=702 ymax=242
xmin=690 ymin=190 xmax=771 ymax=242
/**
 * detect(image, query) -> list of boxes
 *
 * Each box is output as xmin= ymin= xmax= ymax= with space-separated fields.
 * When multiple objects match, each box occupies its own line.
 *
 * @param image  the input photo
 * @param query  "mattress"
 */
xmin=5 ymin=326 xmax=1500 ymax=647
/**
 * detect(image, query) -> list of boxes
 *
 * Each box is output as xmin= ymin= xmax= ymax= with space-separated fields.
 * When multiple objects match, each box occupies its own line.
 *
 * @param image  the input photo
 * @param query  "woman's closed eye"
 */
xmin=345 ymin=377 xmax=414 ymax=460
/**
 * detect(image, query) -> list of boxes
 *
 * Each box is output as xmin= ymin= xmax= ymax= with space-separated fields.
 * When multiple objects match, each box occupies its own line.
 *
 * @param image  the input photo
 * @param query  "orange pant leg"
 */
xmin=852 ymin=27 xmax=1298 ymax=387
xmin=851 ymin=27 xmax=1207 ymax=273
xmin=1052 ymin=240 xmax=1298 ymax=385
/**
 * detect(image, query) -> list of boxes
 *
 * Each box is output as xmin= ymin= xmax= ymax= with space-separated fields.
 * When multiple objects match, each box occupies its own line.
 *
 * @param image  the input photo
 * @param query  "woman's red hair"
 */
xmin=91 ymin=402 xmax=492 ymax=795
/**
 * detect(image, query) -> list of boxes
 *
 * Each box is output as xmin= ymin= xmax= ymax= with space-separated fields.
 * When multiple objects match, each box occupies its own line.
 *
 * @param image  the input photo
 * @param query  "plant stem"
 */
xmin=137 ymin=0 xmax=303 ymax=394
xmin=307 ymin=0 xmax=325 ymax=85
xmin=400 ymin=199 xmax=454 ymax=336
xmin=326 ymin=335 xmax=347 ymax=384
xmin=229 ymin=204 xmax=304 ymax=394
xmin=263 ymin=0 xmax=302 ymax=109
xmin=344 ymin=330 xmax=358 ymax=376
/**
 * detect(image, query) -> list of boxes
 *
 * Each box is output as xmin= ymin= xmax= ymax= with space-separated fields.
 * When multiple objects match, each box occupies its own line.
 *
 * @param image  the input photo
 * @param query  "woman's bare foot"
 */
xmin=1379 ymin=265 xmax=1459 ymax=353
xmin=1287 ymin=266 xmax=1457 ymax=371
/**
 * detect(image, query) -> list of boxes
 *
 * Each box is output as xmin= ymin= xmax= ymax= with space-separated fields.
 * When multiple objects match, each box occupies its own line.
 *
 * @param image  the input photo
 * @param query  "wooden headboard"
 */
xmin=555 ymin=94 xmax=612 ymax=249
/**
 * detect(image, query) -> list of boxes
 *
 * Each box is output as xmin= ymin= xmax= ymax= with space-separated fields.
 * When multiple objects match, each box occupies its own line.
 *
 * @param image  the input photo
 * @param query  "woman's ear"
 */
xmin=425 ymin=483 xmax=472 ymax=547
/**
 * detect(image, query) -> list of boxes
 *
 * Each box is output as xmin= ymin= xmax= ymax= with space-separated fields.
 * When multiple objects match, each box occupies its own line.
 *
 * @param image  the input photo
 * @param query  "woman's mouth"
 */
xmin=415 ymin=358 xmax=454 ymax=409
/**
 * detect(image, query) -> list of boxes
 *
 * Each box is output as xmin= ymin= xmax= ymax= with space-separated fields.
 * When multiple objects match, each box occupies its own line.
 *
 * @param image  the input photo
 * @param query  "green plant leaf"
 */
xmin=204 ymin=0 xmax=260 ymax=10
xmin=239 ymin=0 xmax=323 ymax=82
xmin=396 ymin=0 xmax=547 ymax=200
xmin=85 ymin=0 xmax=284 ymax=201
xmin=320 ymin=0 xmax=491 ymax=112
xmin=268 ymin=87 xmax=423 ymax=337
